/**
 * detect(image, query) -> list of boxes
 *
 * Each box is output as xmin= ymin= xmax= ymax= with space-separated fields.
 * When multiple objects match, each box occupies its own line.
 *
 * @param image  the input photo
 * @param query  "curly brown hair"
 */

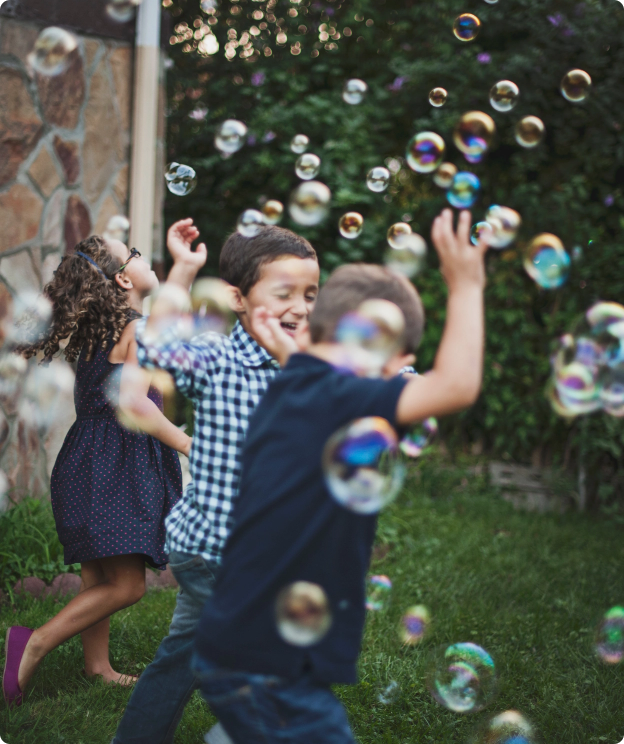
xmin=19 ymin=236 xmax=134 ymax=363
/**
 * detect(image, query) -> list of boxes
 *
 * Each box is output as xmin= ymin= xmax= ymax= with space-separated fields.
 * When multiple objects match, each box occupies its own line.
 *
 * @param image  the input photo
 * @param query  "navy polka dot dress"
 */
xmin=50 ymin=337 xmax=182 ymax=570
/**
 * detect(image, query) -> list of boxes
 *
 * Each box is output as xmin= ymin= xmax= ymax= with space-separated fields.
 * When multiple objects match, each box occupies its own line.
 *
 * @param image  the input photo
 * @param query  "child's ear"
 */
xmin=227 ymin=286 xmax=246 ymax=314
xmin=115 ymin=273 xmax=133 ymax=291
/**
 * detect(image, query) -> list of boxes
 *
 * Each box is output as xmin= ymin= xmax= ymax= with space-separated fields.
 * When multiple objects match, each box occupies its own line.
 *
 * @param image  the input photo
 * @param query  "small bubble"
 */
xmin=236 ymin=209 xmax=265 ymax=237
xmin=406 ymin=132 xmax=446 ymax=174
xmin=215 ymin=119 xmax=248 ymax=154
xmin=470 ymin=221 xmax=492 ymax=246
xmin=384 ymin=234 xmax=427 ymax=278
xmin=595 ymin=606 xmax=624 ymax=663
xmin=433 ymin=162 xmax=457 ymax=189
xmin=484 ymin=205 xmax=521 ymax=249
xmin=489 ymin=80 xmax=519 ymax=112
xmin=427 ymin=642 xmax=496 ymax=712
xmin=106 ymin=0 xmax=142 ymax=23
xmin=453 ymin=13 xmax=481 ymax=42
xmin=387 ymin=222 xmax=412 ymax=249
xmin=378 ymin=680 xmax=400 ymax=705
xmin=447 ymin=172 xmax=480 ymax=209
xmin=295 ymin=153 xmax=321 ymax=180
xmin=366 ymin=166 xmax=391 ymax=192
xmin=429 ymin=87 xmax=448 ymax=107
xmin=338 ymin=212 xmax=364 ymax=239
xmin=276 ymin=581 xmax=332 ymax=646
xmin=165 ymin=163 xmax=197 ymax=196
xmin=524 ymin=233 xmax=570 ymax=289
xmin=561 ymin=69 xmax=592 ymax=103
xmin=28 ymin=27 xmax=77 ymax=77
xmin=366 ymin=575 xmax=392 ymax=611
xmin=400 ymin=418 xmax=438 ymax=457
xmin=288 ymin=181 xmax=331 ymax=226
xmin=400 ymin=605 xmax=431 ymax=644
xmin=453 ymin=111 xmax=496 ymax=159
xmin=515 ymin=116 xmax=545 ymax=148
xmin=261 ymin=200 xmax=284 ymax=225
xmin=290 ymin=134 xmax=310 ymax=154
xmin=342 ymin=78 xmax=368 ymax=104
xmin=103 ymin=215 xmax=130 ymax=243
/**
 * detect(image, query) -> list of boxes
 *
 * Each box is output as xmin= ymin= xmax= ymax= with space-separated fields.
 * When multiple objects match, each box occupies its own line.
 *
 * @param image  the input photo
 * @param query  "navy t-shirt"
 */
xmin=193 ymin=353 xmax=408 ymax=685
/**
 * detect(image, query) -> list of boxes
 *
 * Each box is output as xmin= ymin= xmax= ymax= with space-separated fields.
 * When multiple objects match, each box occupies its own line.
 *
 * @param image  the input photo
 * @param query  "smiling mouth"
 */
xmin=281 ymin=322 xmax=297 ymax=335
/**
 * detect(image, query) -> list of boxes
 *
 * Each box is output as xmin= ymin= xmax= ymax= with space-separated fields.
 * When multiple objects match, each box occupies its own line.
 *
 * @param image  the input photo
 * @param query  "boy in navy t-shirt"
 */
xmin=191 ymin=209 xmax=489 ymax=743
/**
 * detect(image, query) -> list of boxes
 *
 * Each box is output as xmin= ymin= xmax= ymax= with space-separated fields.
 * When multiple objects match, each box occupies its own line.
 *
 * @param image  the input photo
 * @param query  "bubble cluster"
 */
xmin=289 ymin=181 xmax=331 ymax=226
xmin=476 ymin=711 xmax=536 ymax=744
xmin=427 ymin=642 xmax=496 ymax=713
xmin=165 ymin=163 xmax=197 ymax=196
xmin=548 ymin=302 xmax=624 ymax=418
xmin=261 ymin=200 xmax=284 ymax=225
xmin=275 ymin=581 xmax=332 ymax=646
xmin=295 ymin=153 xmax=321 ymax=180
xmin=323 ymin=416 xmax=405 ymax=514
xmin=366 ymin=575 xmax=392 ymax=611
xmin=28 ymin=27 xmax=77 ymax=77
xmin=453 ymin=112 xmax=496 ymax=161
xmin=236 ymin=209 xmax=265 ymax=238
xmin=384 ymin=233 xmax=427 ymax=279
xmin=104 ymin=215 xmax=130 ymax=244
xmin=453 ymin=14 xmax=481 ymax=42
xmin=400 ymin=605 xmax=431 ymax=645
xmin=400 ymin=417 xmax=438 ymax=457
xmin=515 ymin=116 xmax=545 ymax=148
xmin=447 ymin=172 xmax=481 ymax=209
xmin=190 ymin=278 xmax=236 ymax=337
xmin=595 ymin=606 xmax=624 ymax=664
xmin=339 ymin=212 xmax=364 ymax=239
xmin=290 ymin=134 xmax=310 ymax=154
xmin=406 ymin=132 xmax=446 ymax=174
xmin=523 ymin=233 xmax=570 ymax=289
xmin=561 ymin=69 xmax=592 ymax=103
xmin=484 ymin=205 xmax=521 ymax=249
xmin=366 ymin=167 xmax=391 ymax=192
xmin=489 ymin=80 xmax=519 ymax=112
xmin=433 ymin=162 xmax=457 ymax=189
xmin=342 ymin=78 xmax=368 ymax=105
xmin=106 ymin=0 xmax=142 ymax=23
xmin=215 ymin=119 xmax=248 ymax=154
xmin=429 ymin=87 xmax=448 ymax=108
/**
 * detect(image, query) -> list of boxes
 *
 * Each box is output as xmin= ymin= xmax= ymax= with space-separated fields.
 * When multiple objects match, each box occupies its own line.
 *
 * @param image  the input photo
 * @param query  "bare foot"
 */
xmin=17 ymin=631 xmax=45 ymax=693
xmin=84 ymin=669 xmax=139 ymax=686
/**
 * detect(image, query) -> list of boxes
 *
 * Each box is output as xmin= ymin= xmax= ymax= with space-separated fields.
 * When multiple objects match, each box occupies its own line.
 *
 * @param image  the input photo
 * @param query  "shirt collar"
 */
xmin=229 ymin=321 xmax=276 ymax=368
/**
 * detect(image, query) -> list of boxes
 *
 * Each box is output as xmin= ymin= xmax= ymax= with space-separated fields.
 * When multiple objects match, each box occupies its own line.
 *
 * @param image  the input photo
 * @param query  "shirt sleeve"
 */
xmin=339 ymin=373 xmax=410 ymax=430
xmin=135 ymin=317 xmax=223 ymax=400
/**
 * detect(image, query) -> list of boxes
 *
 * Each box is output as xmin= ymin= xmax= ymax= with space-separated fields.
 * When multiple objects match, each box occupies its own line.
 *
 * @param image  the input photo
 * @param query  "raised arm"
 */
xmin=396 ymin=209 xmax=488 ymax=425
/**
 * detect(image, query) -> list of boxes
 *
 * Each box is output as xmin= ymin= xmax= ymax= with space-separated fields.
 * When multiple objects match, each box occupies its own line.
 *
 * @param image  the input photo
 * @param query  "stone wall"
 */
xmin=0 ymin=17 xmax=134 ymax=503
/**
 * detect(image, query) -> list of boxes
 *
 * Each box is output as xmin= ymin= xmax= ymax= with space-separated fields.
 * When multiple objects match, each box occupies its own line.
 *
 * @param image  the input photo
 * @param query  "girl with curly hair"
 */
xmin=3 ymin=234 xmax=191 ymax=707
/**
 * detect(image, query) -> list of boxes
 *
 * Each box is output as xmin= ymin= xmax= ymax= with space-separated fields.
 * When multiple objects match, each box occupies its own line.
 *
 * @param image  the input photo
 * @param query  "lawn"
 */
xmin=1 ymin=458 xmax=623 ymax=744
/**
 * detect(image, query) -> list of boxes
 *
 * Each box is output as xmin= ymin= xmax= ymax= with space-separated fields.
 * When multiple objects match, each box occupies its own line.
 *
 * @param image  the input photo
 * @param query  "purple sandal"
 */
xmin=3 ymin=626 xmax=34 ymax=708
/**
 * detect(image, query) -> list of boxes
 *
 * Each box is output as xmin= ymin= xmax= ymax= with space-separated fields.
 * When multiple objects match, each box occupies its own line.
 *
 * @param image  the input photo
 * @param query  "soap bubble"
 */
xmin=342 ymin=78 xmax=368 ymax=105
xmin=470 ymin=222 xmax=492 ymax=247
xmin=323 ymin=416 xmax=405 ymax=514
xmin=524 ymin=233 xmax=570 ymax=289
xmin=595 ymin=606 xmax=624 ymax=663
xmin=453 ymin=14 xmax=481 ymax=42
xmin=289 ymin=181 xmax=331 ymax=226
xmin=447 ymin=172 xmax=480 ymax=209
xmin=165 ymin=163 xmax=197 ymax=196
xmin=215 ymin=119 xmax=248 ymax=154
xmin=561 ymin=69 xmax=592 ymax=103
xmin=0 ymin=353 xmax=28 ymax=400
xmin=261 ymin=200 xmax=284 ymax=225
xmin=366 ymin=167 xmax=391 ymax=192
xmin=515 ymin=116 xmax=545 ymax=148
xmin=453 ymin=112 xmax=496 ymax=159
xmin=20 ymin=360 xmax=75 ymax=430
xmin=6 ymin=291 xmax=53 ymax=347
xmin=476 ymin=711 xmax=536 ymax=744
xmin=338 ymin=212 xmax=364 ymax=239
xmin=484 ymin=205 xmax=521 ymax=249
xmin=406 ymin=132 xmax=446 ymax=174
xmin=190 ymin=278 xmax=236 ymax=337
xmin=106 ymin=0 xmax=142 ymax=23
xmin=483 ymin=0 xmax=499 ymax=4
xmin=429 ymin=87 xmax=448 ymax=107
xmin=599 ymin=368 xmax=624 ymax=417
xmin=387 ymin=223 xmax=412 ymax=249
xmin=141 ymin=283 xmax=194 ymax=346
xmin=384 ymin=234 xmax=427 ymax=279
xmin=295 ymin=153 xmax=321 ymax=180
xmin=400 ymin=605 xmax=431 ymax=645
xmin=378 ymin=681 xmax=400 ymax=705
xmin=236 ymin=209 xmax=265 ymax=238
xmin=103 ymin=215 xmax=130 ymax=243
xmin=400 ymin=417 xmax=438 ymax=457
xmin=433 ymin=162 xmax=457 ymax=189
xmin=200 ymin=0 xmax=217 ymax=11
xmin=489 ymin=80 xmax=519 ymax=112
xmin=275 ymin=581 xmax=332 ymax=646
xmin=366 ymin=575 xmax=392 ymax=611
xmin=334 ymin=299 xmax=405 ymax=377
xmin=28 ymin=27 xmax=78 ymax=77
xmin=427 ymin=642 xmax=496 ymax=713
xmin=290 ymin=134 xmax=310 ymax=154
xmin=0 ymin=469 xmax=8 ymax=513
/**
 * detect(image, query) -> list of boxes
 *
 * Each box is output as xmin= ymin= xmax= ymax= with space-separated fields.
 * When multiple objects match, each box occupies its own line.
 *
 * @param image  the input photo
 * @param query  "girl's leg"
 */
xmin=17 ymin=554 xmax=146 ymax=692
xmin=79 ymin=560 xmax=139 ymax=685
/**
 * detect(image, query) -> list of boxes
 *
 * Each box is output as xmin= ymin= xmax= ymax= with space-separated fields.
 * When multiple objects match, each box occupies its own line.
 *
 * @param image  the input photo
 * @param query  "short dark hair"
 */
xmin=309 ymin=263 xmax=425 ymax=352
xmin=219 ymin=225 xmax=317 ymax=296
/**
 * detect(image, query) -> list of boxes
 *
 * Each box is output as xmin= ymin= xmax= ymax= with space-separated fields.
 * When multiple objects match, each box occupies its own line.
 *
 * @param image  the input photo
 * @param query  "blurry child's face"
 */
xmin=233 ymin=256 xmax=320 ymax=338
xmin=108 ymin=240 xmax=159 ymax=296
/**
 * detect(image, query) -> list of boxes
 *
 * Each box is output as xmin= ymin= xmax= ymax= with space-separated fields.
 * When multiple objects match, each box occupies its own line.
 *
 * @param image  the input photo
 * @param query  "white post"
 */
xmin=129 ymin=0 xmax=162 ymax=264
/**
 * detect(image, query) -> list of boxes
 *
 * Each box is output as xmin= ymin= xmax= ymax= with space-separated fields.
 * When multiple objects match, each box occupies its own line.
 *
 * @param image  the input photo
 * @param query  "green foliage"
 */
xmin=162 ymin=0 xmax=624 ymax=507
xmin=0 ymin=499 xmax=79 ymax=600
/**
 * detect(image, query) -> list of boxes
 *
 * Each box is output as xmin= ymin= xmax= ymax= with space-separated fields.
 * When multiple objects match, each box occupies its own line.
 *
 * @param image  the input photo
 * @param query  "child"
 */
xmin=190 ymin=209 xmax=488 ymax=743
xmin=111 ymin=219 xmax=320 ymax=744
xmin=2 ymin=236 xmax=189 ymax=708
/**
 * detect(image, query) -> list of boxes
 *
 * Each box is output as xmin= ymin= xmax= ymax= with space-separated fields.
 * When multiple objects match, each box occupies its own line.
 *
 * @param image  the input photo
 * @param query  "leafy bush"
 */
xmin=0 ymin=499 xmax=79 ymax=600
xmin=162 ymin=0 xmax=624 ymax=511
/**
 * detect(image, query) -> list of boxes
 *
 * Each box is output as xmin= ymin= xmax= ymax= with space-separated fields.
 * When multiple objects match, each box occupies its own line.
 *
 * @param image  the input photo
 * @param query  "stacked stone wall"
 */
xmin=0 ymin=17 xmax=134 ymax=503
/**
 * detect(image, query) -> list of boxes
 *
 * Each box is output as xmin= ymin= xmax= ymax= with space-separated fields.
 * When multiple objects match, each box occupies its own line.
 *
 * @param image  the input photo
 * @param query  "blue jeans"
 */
xmin=192 ymin=655 xmax=357 ymax=744
xmin=112 ymin=551 xmax=220 ymax=744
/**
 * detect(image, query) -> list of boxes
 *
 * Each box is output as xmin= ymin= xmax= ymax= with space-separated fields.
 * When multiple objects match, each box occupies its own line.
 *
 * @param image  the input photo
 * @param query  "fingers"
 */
xmin=476 ymin=224 xmax=492 ymax=256
xmin=457 ymin=210 xmax=471 ymax=247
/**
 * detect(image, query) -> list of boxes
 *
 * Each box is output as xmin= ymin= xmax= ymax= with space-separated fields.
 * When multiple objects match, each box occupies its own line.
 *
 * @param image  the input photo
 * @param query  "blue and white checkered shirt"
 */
xmin=136 ymin=320 xmax=280 ymax=564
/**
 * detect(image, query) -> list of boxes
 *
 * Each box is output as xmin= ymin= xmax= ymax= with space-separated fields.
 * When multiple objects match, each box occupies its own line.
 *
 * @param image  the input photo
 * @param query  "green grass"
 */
xmin=1 ymin=458 xmax=624 ymax=744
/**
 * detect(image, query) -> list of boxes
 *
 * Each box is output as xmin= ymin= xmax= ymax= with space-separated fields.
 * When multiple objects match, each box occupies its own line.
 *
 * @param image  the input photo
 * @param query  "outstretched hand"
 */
xmin=167 ymin=218 xmax=207 ymax=271
xmin=431 ymin=209 xmax=489 ymax=292
xmin=250 ymin=307 xmax=308 ymax=368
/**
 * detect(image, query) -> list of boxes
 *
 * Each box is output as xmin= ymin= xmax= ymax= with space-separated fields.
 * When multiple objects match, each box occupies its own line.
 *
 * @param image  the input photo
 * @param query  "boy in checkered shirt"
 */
xmin=112 ymin=218 xmax=319 ymax=744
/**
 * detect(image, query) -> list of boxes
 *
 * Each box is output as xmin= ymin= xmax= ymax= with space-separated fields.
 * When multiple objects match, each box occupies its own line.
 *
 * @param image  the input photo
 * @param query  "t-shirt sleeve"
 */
xmin=342 ymin=374 xmax=409 ymax=429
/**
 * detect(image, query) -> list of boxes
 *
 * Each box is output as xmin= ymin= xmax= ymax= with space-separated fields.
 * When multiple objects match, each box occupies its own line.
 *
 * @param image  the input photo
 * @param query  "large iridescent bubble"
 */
xmin=595 ymin=606 xmax=624 ymax=664
xmin=427 ymin=642 xmax=496 ymax=713
xmin=447 ymin=172 xmax=480 ymax=209
xmin=406 ymin=132 xmax=446 ymax=174
xmin=453 ymin=112 xmax=496 ymax=160
xmin=400 ymin=418 xmax=438 ymax=457
xmin=453 ymin=14 xmax=481 ymax=42
xmin=523 ymin=234 xmax=570 ymax=289
xmin=475 ymin=711 xmax=536 ymax=744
